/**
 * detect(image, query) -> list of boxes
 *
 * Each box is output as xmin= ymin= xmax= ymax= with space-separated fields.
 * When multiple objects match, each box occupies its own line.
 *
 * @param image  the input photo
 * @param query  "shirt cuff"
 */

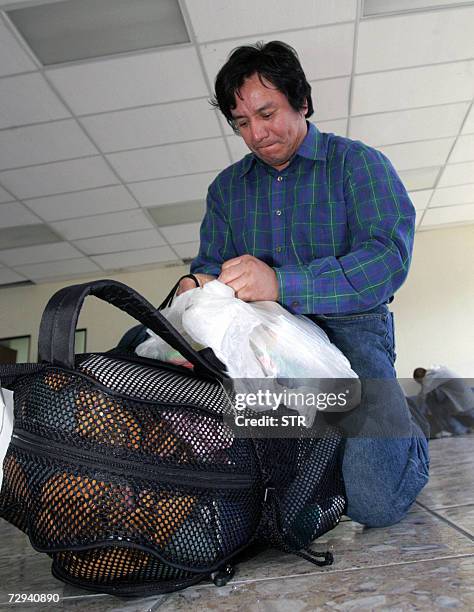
xmin=275 ymin=267 xmax=312 ymax=314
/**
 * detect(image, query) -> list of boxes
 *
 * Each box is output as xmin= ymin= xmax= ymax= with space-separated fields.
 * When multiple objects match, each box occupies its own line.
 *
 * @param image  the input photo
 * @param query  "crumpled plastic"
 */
xmin=136 ymin=280 xmax=360 ymax=424
xmin=136 ymin=289 xmax=203 ymax=368
xmin=0 ymin=386 xmax=14 ymax=489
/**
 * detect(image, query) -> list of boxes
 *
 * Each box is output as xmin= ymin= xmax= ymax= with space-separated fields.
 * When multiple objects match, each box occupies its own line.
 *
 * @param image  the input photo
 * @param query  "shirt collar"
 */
xmin=239 ymin=122 xmax=327 ymax=177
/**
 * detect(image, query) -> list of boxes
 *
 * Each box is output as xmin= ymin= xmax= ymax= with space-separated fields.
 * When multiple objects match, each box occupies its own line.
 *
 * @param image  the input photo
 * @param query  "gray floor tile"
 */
xmin=416 ymin=457 xmax=474 ymax=509
xmin=428 ymin=435 xmax=474 ymax=472
xmin=154 ymin=555 xmax=474 ymax=611
xmin=231 ymin=504 xmax=474 ymax=583
xmin=433 ymin=504 xmax=474 ymax=538
xmin=0 ymin=593 xmax=160 ymax=611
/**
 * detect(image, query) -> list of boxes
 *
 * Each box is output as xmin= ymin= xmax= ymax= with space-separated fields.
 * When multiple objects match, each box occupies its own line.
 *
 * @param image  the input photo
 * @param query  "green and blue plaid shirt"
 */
xmin=191 ymin=122 xmax=415 ymax=315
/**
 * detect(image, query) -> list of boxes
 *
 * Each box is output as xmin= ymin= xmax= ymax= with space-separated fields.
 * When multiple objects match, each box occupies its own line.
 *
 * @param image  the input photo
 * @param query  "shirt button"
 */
xmin=276 ymin=209 xmax=282 ymax=216
xmin=291 ymin=301 xmax=300 ymax=308
xmin=276 ymin=246 xmax=282 ymax=253
xmin=277 ymin=176 xmax=283 ymax=182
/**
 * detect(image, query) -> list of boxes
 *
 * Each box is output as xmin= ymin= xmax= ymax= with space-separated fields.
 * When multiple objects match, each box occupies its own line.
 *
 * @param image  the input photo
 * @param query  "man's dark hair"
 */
xmin=210 ymin=41 xmax=314 ymax=131
xmin=413 ymin=367 xmax=427 ymax=381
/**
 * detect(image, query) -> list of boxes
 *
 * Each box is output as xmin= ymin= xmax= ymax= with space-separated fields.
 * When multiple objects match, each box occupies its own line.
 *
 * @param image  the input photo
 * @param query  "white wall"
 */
xmin=392 ymin=224 xmax=474 ymax=394
xmin=0 ymin=263 xmax=189 ymax=363
xmin=1 ymin=225 xmax=473 ymax=395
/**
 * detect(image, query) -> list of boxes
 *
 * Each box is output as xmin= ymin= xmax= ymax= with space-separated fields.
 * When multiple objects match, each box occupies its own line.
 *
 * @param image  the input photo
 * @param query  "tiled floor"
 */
xmin=0 ymin=435 xmax=473 ymax=611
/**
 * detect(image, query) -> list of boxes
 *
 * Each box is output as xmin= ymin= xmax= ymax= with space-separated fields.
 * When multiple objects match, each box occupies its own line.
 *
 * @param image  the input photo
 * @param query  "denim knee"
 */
xmin=346 ymin=496 xmax=411 ymax=528
xmin=343 ymin=438 xmax=430 ymax=528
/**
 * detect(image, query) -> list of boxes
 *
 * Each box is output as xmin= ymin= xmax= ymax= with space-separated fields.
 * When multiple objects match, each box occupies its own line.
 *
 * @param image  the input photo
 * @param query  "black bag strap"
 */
xmin=158 ymin=273 xmax=200 ymax=310
xmin=37 ymin=279 xmax=225 ymax=379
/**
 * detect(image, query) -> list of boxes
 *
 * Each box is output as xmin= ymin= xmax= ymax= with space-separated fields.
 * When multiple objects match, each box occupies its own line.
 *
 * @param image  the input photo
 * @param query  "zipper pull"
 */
xmin=211 ymin=564 xmax=235 ymax=587
xmin=264 ymin=487 xmax=275 ymax=502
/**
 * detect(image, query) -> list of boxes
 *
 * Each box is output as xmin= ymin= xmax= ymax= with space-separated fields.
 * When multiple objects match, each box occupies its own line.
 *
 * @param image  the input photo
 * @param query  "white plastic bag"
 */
xmin=181 ymin=281 xmax=359 ymax=424
xmin=182 ymin=281 xmax=357 ymax=380
xmin=0 ymin=386 xmax=14 ymax=489
xmin=137 ymin=280 xmax=359 ymax=425
xmin=136 ymin=289 xmax=204 ymax=368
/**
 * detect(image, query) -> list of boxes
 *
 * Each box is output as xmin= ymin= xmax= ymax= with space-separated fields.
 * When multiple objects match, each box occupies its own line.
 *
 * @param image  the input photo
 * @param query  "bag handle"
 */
xmin=158 ymin=273 xmax=200 ymax=310
xmin=37 ymin=278 xmax=225 ymax=379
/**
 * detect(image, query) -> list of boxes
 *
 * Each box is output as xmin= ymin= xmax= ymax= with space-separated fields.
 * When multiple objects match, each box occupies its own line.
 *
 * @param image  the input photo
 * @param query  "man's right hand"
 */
xmin=177 ymin=273 xmax=216 ymax=295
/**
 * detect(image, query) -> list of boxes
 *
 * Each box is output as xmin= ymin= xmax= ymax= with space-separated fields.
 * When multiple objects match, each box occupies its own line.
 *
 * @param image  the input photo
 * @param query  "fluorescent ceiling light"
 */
xmin=0 ymin=224 xmax=61 ymax=250
xmin=148 ymin=200 xmax=205 ymax=227
xmin=7 ymin=0 xmax=190 ymax=66
xmin=363 ymin=0 xmax=474 ymax=17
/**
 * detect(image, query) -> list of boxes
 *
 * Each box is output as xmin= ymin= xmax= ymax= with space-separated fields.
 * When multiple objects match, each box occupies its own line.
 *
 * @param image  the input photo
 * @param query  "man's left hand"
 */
xmin=218 ymin=254 xmax=278 ymax=301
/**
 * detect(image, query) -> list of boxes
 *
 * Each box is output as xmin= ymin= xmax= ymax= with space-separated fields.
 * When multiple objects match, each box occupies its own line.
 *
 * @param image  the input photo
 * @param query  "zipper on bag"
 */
xmin=11 ymin=429 xmax=255 ymax=490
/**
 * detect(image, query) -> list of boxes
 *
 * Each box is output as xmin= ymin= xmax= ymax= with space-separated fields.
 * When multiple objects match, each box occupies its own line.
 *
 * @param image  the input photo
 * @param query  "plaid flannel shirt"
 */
xmin=191 ymin=122 xmax=415 ymax=315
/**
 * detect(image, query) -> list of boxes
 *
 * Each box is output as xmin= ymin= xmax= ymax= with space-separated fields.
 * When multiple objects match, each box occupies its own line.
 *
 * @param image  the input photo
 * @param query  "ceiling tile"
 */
xmin=14 ymin=257 xmax=101 ymax=281
xmin=148 ymin=201 xmax=205 ymax=226
xmin=46 ymin=47 xmax=209 ymax=115
xmin=0 ymin=201 xmax=39 ymax=228
xmin=0 ymin=185 xmax=13 ymax=203
xmin=129 ymin=172 xmax=215 ymax=207
xmin=421 ymin=203 xmax=474 ymax=228
xmin=0 ymin=73 xmax=70 ymax=129
xmin=357 ymin=6 xmax=474 ymax=73
xmin=349 ymin=103 xmax=468 ymax=148
xmin=430 ymin=184 xmax=474 ymax=207
xmin=186 ymin=0 xmax=356 ymax=43
xmin=379 ymin=139 xmax=454 ymax=172
xmin=408 ymin=190 xmax=433 ymax=211
xmin=92 ymin=246 xmax=177 ymax=271
xmin=173 ymin=241 xmax=199 ymax=259
xmin=398 ymin=167 xmax=441 ymax=191
xmin=315 ymin=118 xmax=348 ymax=136
xmin=81 ymin=100 xmax=222 ymax=153
xmin=107 ymin=139 xmax=230 ymax=183
xmin=311 ymin=77 xmax=350 ymax=122
xmin=352 ymin=61 xmax=474 ymax=115
xmin=51 ymin=209 xmax=154 ymax=240
xmin=73 ymin=229 xmax=166 ymax=255
xmin=0 ymin=268 xmax=26 ymax=285
xmin=25 ymin=185 xmax=138 ymax=222
xmin=0 ymin=241 xmax=82 ymax=266
xmin=200 ymin=24 xmax=354 ymax=86
xmin=0 ymin=120 xmax=97 ymax=170
xmin=0 ymin=223 xmax=60 ymax=249
xmin=0 ymin=18 xmax=37 ymax=76
xmin=438 ymin=162 xmax=474 ymax=187
xmin=449 ymin=134 xmax=474 ymax=164
xmin=0 ymin=157 xmax=119 ymax=199
xmin=462 ymin=104 xmax=474 ymax=134
xmin=159 ymin=222 xmax=200 ymax=244
xmin=227 ymin=135 xmax=250 ymax=164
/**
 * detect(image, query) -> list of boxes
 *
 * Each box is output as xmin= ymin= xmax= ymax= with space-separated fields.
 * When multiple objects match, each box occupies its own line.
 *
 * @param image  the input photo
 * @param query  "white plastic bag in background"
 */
xmin=0 ymin=386 xmax=14 ymax=489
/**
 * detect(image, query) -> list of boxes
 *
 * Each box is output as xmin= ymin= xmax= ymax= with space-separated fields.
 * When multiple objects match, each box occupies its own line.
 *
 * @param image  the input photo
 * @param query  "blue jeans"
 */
xmin=309 ymin=304 xmax=430 ymax=528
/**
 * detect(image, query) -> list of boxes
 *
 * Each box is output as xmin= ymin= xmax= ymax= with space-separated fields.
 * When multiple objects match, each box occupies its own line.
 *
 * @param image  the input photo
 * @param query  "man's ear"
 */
xmin=301 ymin=99 xmax=309 ymax=117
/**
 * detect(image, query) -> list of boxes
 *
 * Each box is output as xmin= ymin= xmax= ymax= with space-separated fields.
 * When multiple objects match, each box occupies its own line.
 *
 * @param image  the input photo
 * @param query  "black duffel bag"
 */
xmin=0 ymin=278 xmax=346 ymax=597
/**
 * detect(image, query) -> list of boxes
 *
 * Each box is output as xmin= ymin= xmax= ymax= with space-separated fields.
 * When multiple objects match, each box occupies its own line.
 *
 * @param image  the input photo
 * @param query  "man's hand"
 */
xmin=218 ymin=255 xmax=278 ymax=302
xmin=177 ymin=273 xmax=216 ymax=295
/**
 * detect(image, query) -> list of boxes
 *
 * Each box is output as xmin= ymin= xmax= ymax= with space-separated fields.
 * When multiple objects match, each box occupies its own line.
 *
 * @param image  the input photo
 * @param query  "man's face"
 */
xmin=231 ymin=73 xmax=308 ymax=171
